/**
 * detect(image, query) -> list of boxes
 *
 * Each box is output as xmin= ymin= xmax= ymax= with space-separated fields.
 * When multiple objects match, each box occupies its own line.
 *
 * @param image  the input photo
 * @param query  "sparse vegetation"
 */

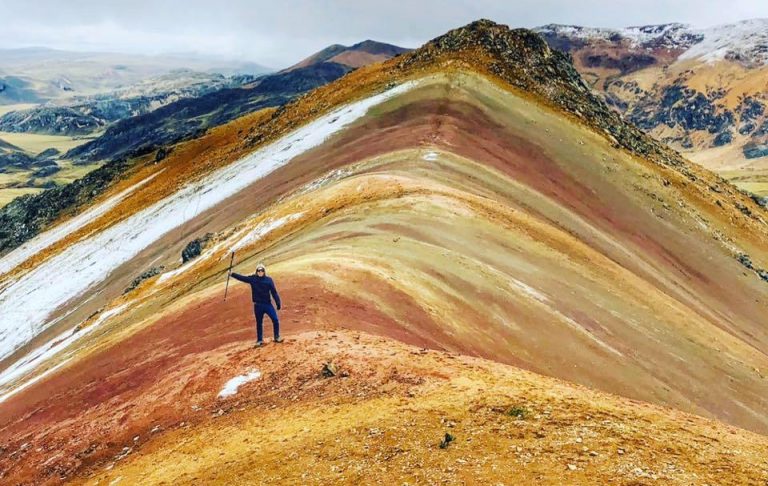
xmin=507 ymin=405 xmax=530 ymax=419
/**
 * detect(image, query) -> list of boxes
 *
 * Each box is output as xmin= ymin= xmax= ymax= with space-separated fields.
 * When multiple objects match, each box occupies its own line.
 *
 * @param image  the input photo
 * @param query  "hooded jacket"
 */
xmin=231 ymin=273 xmax=281 ymax=309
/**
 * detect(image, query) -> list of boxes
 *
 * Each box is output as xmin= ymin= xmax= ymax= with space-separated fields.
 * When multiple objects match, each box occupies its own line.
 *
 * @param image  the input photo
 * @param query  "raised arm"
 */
xmin=270 ymin=278 xmax=281 ymax=309
xmin=230 ymin=272 xmax=250 ymax=283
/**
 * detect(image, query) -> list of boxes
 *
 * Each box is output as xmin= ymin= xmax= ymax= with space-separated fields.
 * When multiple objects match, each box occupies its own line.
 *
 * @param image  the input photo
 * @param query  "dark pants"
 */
xmin=253 ymin=303 xmax=279 ymax=342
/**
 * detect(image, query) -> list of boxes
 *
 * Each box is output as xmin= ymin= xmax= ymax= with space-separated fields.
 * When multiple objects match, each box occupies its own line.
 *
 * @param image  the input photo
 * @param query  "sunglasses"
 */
xmin=256 ymin=269 xmax=265 ymax=273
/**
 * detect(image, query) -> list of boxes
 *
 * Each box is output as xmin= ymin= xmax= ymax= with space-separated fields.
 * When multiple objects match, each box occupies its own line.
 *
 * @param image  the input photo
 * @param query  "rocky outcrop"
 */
xmin=403 ymin=20 xmax=694 ymax=172
xmin=0 ymin=150 xmax=36 ymax=170
xmin=124 ymin=265 xmax=165 ymax=294
xmin=181 ymin=233 xmax=215 ymax=263
xmin=744 ymin=142 xmax=768 ymax=159
xmin=0 ymin=106 xmax=109 ymax=135
xmin=31 ymin=164 xmax=60 ymax=178
xmin=627 ymin=81 xmax=736 ymax=147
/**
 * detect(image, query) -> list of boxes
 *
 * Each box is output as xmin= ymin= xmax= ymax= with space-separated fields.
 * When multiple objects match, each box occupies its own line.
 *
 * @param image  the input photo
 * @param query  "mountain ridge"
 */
xmin=1 ymin=19 xmax=768 ymax=484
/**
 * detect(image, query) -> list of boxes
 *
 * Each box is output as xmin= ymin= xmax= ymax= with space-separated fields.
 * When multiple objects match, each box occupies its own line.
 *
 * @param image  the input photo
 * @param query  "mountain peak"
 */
xmin=400 ymin=20 xmax=588 ymax=107
xmin=424 ymin=19 xmax=555 ymax=60
xmin=285 ymin=40 xmax=409 ymax=71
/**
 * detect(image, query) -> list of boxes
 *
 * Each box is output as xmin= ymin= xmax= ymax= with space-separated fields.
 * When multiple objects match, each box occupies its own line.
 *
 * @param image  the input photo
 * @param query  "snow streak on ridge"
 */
xmin=0 ymin=79 xmax=421 ymax=363
xmin=0 ymin=171 xmax=163 ymax=276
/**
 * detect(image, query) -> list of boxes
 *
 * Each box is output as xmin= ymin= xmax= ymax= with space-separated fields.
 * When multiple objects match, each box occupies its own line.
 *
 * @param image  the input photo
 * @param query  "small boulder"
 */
xmin=321 ymin=362 xmax=337 ymax=377
xmin=439 ymin=433 xmax=455 ymax=449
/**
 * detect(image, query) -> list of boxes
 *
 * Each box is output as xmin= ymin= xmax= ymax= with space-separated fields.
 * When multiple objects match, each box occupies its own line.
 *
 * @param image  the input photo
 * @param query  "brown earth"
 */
xmin=4 ymin=326 xmax=768 ymax=485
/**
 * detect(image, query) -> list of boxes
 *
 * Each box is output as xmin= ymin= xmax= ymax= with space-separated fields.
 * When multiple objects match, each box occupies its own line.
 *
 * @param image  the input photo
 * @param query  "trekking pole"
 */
xmin=224 ymin=251 xmax=235 ymax=301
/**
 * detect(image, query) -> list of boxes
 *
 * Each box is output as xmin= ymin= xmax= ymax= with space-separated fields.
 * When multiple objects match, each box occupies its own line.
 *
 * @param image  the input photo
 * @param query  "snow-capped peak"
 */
xmin=537 ymin=18 xmax=768 ymax=66
xmin=535 ymin=23 xmax=700 ymax=50
xmin=678 ymin=18 xmax=768 ymax=66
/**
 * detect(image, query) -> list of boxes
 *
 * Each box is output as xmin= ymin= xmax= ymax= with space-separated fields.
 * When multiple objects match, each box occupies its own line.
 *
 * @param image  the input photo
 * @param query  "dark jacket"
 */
xmin=231 ymin=273 xmax=281 ymax=309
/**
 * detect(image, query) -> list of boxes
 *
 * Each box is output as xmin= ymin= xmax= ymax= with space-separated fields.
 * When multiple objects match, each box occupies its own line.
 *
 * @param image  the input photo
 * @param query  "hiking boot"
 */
xmin=253 ymin=341 xmax=264 ymax=348
xmin=274 ymin=336 xmax=284 ymax=343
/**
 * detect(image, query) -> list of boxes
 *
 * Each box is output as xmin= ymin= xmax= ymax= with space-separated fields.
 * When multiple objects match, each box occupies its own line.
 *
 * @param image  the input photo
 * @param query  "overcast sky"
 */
xmin=2 ymin=0 xmax=768 ymax=69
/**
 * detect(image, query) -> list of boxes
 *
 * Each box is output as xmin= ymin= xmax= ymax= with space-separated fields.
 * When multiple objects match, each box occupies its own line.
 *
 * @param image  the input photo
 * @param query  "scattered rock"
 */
xmin=439 ymin=433 xmax=455 ymax=449
xmin=322 ymin=362 xmax=338 ymax=377
xmin=123 ymin=266 xmax=165 ymax=294
xmin=114 ymin=447 xmax=132 ymax=461
xmin=154 ymin=147 xmax=171 ymax=162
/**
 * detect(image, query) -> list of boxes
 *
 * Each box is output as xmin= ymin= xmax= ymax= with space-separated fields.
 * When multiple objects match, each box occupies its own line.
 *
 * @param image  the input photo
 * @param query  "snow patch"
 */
xmin=0 ymin=172 xmax=162 ymax=277
xmin=0 ymin=79 xmax=421 ymax=363
xmin=0 ymin=358 xmax=71 ymax=403
xmin=155 ymin=248 xmax=212 ymax=284
xmin=678 ymin=19 xmax=768 ymax=65
xmin=218 ymin=370 xmax=262 ymax=398
xmin=0 ymin=303 xmax=128 ymax=397
xmin=298 ymin=167 xmax=353 ymax=195
xmin=510 ymin=278 xmax=549 ymax=303
xmin=422 ymin=151 xmax=439 ymax=161
xmin=536 ymin=23 xmax=698 ymax=50
xmin=230 ymin=213 xmax=304 ymax=253
xmin=155 ymin=213 xmax=304 ymax=285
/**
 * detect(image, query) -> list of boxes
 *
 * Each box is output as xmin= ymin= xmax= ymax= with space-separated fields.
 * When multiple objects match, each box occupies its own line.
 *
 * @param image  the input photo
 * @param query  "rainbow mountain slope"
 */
xmin=0 ymin=20 xmax=767 ymax=485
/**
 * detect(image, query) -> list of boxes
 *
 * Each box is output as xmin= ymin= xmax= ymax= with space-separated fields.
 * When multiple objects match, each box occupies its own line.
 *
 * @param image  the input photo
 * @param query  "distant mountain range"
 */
xmin=0 ymin=70 xmax=255 ymax=135
xmin=0 ymin=47 xmax=270 ymax=104
xmin=535 ymin=19 xmax=768 ymax=170
xmin=64 ymin=40 xmax=411 ymax=163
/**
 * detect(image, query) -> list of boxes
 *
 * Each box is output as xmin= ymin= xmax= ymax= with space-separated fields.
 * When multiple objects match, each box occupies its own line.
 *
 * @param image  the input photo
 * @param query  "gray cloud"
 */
xmin=2 ymin=0 xmax=768 ymax=69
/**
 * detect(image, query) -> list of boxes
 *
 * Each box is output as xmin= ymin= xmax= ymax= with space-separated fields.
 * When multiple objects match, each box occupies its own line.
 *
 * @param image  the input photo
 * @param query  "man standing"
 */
xmin=231 ymin=263 xmax=282 ymax=347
